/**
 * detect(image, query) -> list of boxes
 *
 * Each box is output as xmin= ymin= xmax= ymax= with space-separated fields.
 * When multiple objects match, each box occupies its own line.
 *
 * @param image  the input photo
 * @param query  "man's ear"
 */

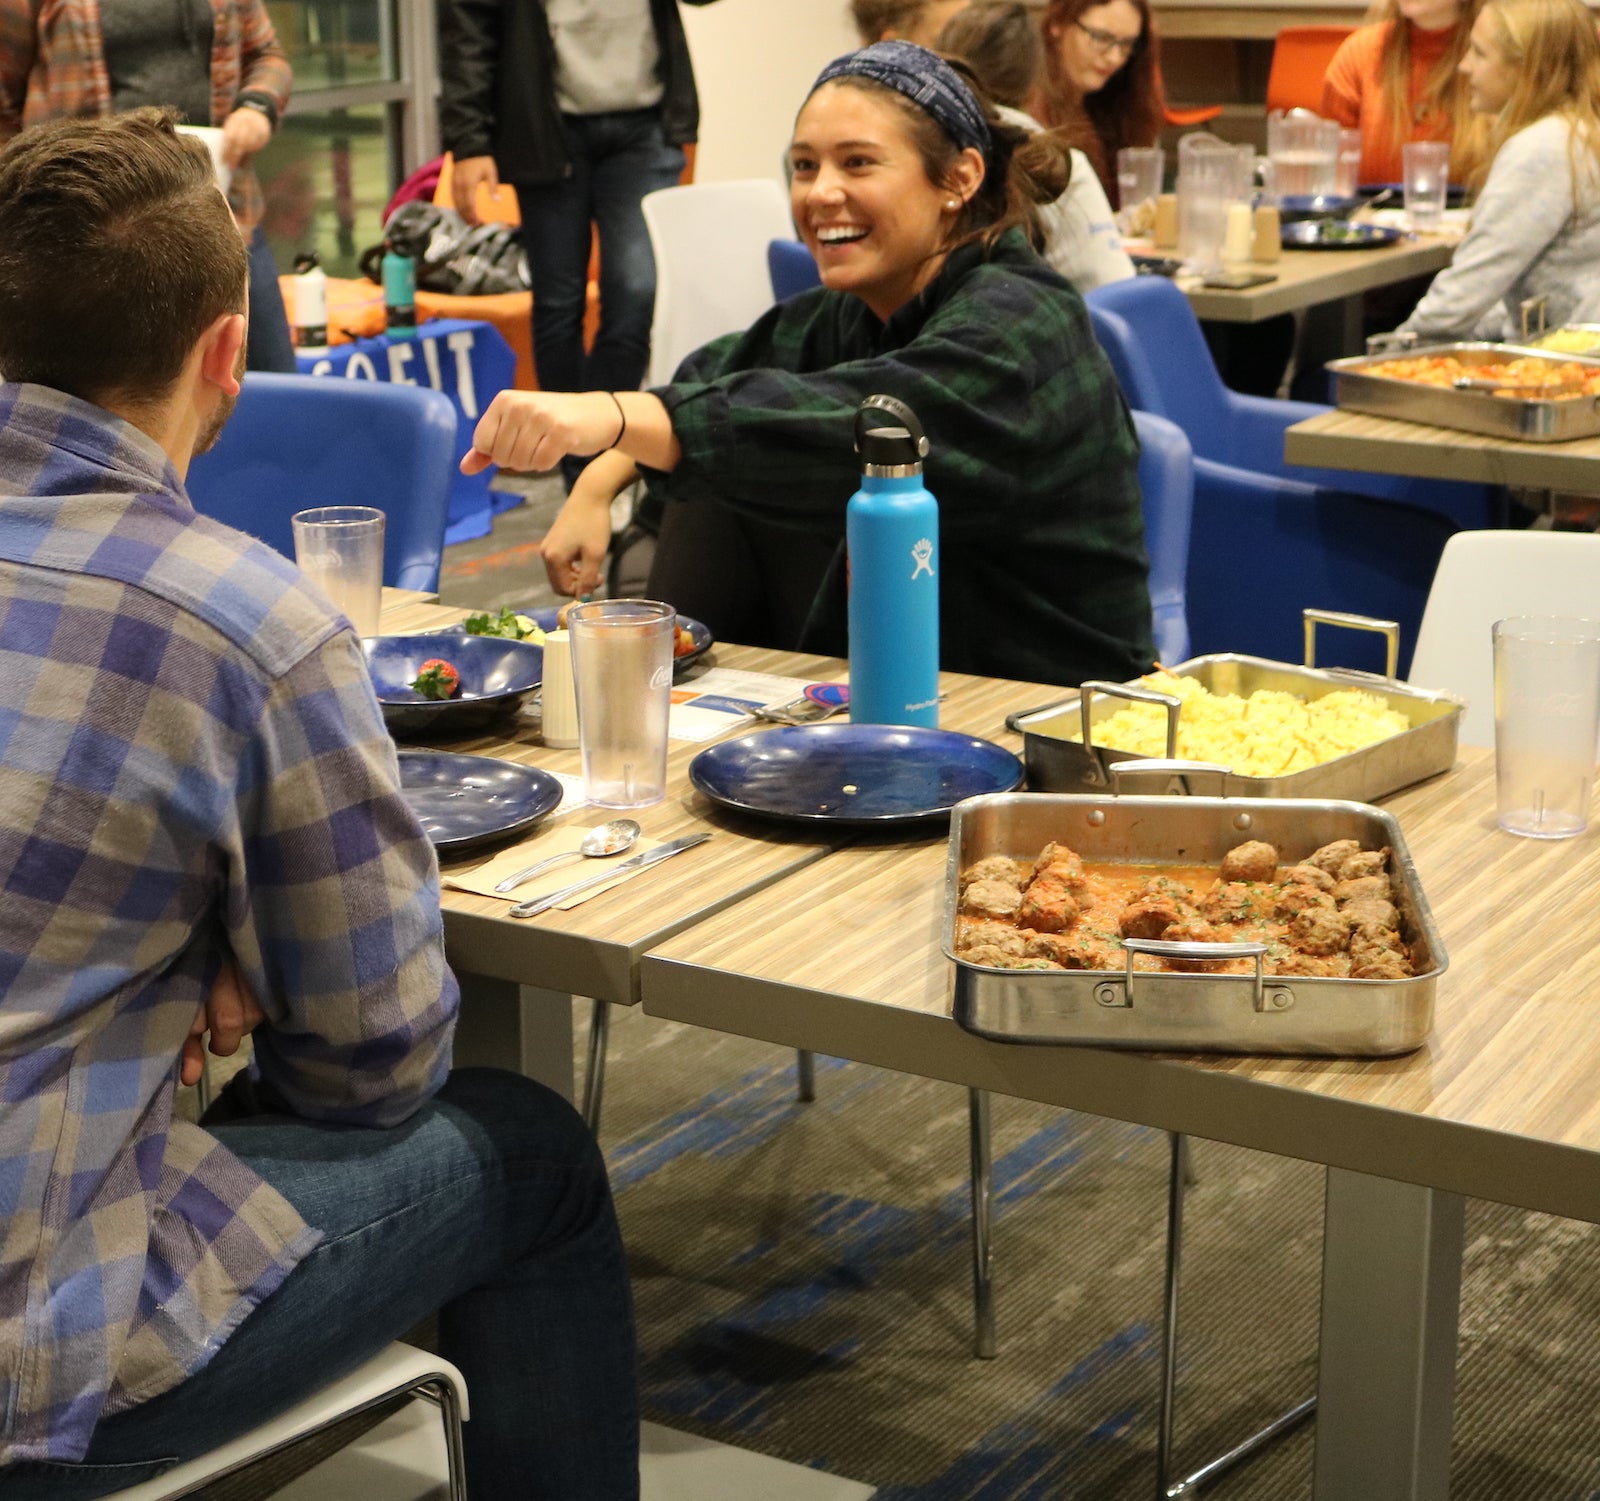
xmin=198 ymin=312 xmax=247 ymax=398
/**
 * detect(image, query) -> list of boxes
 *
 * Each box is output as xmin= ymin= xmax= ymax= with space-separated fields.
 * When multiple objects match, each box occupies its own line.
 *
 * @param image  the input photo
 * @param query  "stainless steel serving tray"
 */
xmin=1328 ymin=341 xmax=1600 ymax=442
xmin=944 ymin=792 xmax=1447 ymax=1055
xmin=1011 ymin=651 xmax=1462 ymax=802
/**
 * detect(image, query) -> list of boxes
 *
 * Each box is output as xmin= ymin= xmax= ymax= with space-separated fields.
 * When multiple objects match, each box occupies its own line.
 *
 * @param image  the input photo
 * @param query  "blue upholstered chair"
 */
xmin=1084 ymin=276 xmax=1494 ymax=528
xmin=768 ymin=238 xmax=822 ymax=302
xmin=1086 ymin=281 xmax=1466 ymax=675
xmin=186 ymin=374 xmax=457 ymax=593
xmin=1130 ymin=411 xmax=1194 ymax=664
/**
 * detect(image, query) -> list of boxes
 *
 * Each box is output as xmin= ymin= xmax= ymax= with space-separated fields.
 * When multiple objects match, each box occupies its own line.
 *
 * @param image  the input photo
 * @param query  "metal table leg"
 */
xmin=1157 ymin=1133 xmax=1317 ymax=1498
xmin=1313 ymin=1168 xmax=1463 ymax=1501
xmin=451 ymin=974 xmax=576 ymax=1103
xmin=970 ymin=1087 xmax=996 ymax=1359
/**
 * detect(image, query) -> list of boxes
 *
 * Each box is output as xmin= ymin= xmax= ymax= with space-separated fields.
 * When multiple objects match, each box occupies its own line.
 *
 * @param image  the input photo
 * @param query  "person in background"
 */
xmin=1396 ymin=0 xmax=1600 ymax=340
xmin=938 ymin=0 xmax=1135 ymax=292
xmin=1037 ymin=0 xmax=1164 ymax=207
xmin=439 ymin=0 xmax=719 ymax=487
xmin=0 ymin=0 xmax=296 ymax=372
xmin=0 ymin=109 xmax=638 ymax=1501
xmin=1321 ymin=0 xmax=1487 ymax=188
xmin=467 ymin=42 xmax=1155 ymax=691
xmin=850 ymin=0 xmax=972 ymax=47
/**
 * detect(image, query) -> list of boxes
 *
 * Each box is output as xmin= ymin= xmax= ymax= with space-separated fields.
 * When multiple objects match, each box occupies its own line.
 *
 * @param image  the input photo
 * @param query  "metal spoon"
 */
xmin=493 ymin=818 xmax=642 ymax=894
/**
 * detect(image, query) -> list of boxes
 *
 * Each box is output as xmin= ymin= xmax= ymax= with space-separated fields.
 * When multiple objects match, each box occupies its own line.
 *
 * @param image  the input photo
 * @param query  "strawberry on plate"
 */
xmin=412 ymin=659 xmax=462 ymax=700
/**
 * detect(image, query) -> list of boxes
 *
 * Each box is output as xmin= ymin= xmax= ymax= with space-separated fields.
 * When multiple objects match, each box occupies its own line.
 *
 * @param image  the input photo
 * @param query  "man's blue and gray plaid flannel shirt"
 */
xmin=0 ymin=385 xmax=458 ymax=1466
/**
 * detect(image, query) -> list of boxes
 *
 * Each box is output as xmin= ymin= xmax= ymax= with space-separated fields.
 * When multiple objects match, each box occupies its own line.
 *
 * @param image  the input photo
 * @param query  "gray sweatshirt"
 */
xmin=1400 ymin=113 xmax=1600 ymax=341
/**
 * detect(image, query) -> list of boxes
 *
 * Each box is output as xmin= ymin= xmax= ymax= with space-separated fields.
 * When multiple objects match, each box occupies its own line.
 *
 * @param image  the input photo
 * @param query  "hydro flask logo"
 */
xmin=910 ymin=538 xmax=935 ymax=580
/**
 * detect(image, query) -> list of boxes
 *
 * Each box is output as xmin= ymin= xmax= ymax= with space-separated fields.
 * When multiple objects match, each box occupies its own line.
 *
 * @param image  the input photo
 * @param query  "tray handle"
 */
xmin=1107 ymin=757 xmax=1232 ymax=796
xmin=1004 ymin=695 xmax=1075 ymax=734
xmin=1302 ymin=608 xmax=1400 ymax=681
xmin=1077 ymin=680 xmax=1182 ymax=761
xmin=1111 ymin=938 xmax=1292 ymax=1014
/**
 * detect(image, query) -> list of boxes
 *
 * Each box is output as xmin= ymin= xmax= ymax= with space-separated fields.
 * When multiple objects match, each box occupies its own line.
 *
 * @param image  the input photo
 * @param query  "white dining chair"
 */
xmin=641 ymin=179 xmax=797 ymax=386
xmin=1409 ymin=529 xmax=1600 ymax=747
xmin=103 ymin=1342 xmax=467 ymax=1501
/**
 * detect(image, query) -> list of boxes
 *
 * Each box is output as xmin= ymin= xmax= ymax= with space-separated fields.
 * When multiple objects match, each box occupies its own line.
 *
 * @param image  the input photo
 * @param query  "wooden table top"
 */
xmin=642 ymin=727 xmax=1600 ymax=1226
xmin=1162 ymin=236 xmax=1454 ymax=324
xmin=381 ymin=597 xmax=856 ymax=1004
xmin=1286 ymin=406 xmax=1600 ymax=493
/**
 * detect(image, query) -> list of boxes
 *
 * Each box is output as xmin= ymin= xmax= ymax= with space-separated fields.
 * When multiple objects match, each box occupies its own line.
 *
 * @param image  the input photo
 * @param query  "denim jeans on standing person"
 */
xmin=516 ymin=108 xmax=687 ymax=398
xmin=0 ymin=1068 xmax=640 ymax=1501
xmin=246 ymin=225 xmax=298 ymax=373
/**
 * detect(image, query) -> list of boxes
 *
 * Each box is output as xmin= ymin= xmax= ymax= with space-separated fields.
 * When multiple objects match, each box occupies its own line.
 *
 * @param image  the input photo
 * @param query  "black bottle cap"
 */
xmin=854 ymin=394 xmax=929 ymax=469
xmin=293 ymin=252 xmax=321 ymax=274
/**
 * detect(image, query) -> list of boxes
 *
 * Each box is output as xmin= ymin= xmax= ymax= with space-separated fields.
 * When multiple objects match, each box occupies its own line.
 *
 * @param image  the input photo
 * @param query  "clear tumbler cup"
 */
xmin=1493 ymin=615 xmax=1600 ymax=839
xmin=1402 ymin=142 xmax=1450 ymax=232
xmin=568 ymin=599 xmax=676 ymax=809
xmin=291 ymin=505 xmax=385 ymax=636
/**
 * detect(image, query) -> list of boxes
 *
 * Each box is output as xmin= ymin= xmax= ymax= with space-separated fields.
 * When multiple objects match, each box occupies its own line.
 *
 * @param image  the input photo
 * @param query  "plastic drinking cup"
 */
xmin=1336 ymin=129 xmax=1362 ymax=197
xmin=1116 ymin=146 xmax=1164 ymax=232
xmin=567 ymin=600 xmax=675 ymax=809
xmin=540 ymin=629 xmax=580 ymax=749
xmin=291 ymin=505 xmax=385 ymax=636
xmin=1402 ymin=142 xmax=1450 ymax=232
xmin=1492 ymin=616 xmax=1600 ymax=839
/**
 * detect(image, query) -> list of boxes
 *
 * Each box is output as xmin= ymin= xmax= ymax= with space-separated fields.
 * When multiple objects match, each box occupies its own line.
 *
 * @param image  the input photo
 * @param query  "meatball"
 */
xmin=1289 ymin=905 xmax=1350 ymax=957
xmin=1017 ymin=877 xmax=1079 ymax=933
xmin=1159 ymin=919 xmax=1232 ymax=970
xmin=1333 ymin=875 xmax=1391 ymax=905
xmin=1120 ymin=897 xmax=1188 ymax=940
xmin=1272 ymin=951 xmax=1347 ymax=978
xmin=1336 ymin=848 xmax=1389 ymax=883
xmin=1273 ymin=884 xmax=1335 ymax=921
xmin=1307 ymin=839 xmax=1361 ymax=875
xmin=961 ymin=855 xmax=1024 ymax=892
xmin=1221 ymin=840 xmax=1279 ymax=884
xmin=1049 ymin=929 xmax=1126 ymax=971
xmin=1350 ymin=949 xmax=1410 ymax=981
xmin=958 ymin=920 xmax=1028 ymax=957
xmin=1201 ymin=881 xmax=1273 ymax=924
xmin=1027 ymin=842 xmax=1088 ymax=892
xmin=961 ymin=943 xmax=1023 ymax=969
xmin=1341 ymin=897 xmax=1399 ymax=937
xmin=961 ymin=879 xmax=1024 ymax=919
xmin=1281 ymin=862 xmax=1336 ymax=892
xmin=1023 ymin=931 xmax=1080 ymax=966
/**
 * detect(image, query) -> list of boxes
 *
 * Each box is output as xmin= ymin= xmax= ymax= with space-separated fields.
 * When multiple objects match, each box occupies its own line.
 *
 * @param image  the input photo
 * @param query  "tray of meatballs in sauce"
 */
xmin=944 ymin=793 xmax=1447 ymax=1056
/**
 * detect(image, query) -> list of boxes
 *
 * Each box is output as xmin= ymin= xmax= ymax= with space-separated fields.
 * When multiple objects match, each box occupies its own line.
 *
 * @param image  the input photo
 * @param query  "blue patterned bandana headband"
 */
xmin=809 ymin=41 xmax=993 ymax=161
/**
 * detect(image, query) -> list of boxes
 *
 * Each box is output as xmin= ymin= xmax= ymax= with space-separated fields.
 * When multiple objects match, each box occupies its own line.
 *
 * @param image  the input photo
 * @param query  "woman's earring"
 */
xmin=947 ymin=198 xmax=961 ymax=210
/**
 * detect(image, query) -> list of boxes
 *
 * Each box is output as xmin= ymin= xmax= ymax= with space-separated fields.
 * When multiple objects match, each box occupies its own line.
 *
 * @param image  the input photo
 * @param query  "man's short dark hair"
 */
xmin=0 ymin=107 xmax=249 ymax=408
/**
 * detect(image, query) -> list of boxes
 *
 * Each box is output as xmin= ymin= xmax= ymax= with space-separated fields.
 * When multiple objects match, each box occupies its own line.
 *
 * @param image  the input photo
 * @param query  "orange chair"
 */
xmin=1265 ymin=26 xmax=1355 ymax=115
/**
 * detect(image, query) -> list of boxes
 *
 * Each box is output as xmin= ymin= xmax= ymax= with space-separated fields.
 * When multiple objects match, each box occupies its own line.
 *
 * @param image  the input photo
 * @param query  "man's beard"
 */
xmin=195 ymin=344 xmax=248 ymax=455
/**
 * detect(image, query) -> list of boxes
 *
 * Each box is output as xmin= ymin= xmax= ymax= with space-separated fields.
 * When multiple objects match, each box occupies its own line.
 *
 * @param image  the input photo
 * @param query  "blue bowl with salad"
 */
xmin=362 ymin=630 xmax=544 ymax=738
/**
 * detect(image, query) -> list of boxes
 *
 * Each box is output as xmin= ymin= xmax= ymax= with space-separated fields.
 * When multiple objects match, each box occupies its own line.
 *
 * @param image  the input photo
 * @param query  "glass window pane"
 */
xmin=266 ymin=0 xmax=395 ymax=90
xmin=257 ymin=101 xmax=396 ymax=279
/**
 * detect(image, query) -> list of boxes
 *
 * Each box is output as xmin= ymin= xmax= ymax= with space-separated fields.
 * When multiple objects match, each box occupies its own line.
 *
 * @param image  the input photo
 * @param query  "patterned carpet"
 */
xmin=599 ymin=1002 xmax=1600 ymax=1501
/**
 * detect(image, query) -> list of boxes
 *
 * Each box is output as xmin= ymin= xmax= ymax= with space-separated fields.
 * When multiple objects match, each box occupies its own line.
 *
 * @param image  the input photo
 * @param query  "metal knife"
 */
xmin=508 ymin=832 xmax=712 ymax=919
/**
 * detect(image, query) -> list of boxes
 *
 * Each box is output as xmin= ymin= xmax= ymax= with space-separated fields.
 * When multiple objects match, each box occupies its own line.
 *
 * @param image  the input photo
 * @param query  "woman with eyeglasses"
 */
xmin=1037 ymin=0 xmax=1164 ymax=207
xmin=1320 ymin=0 xmax=1489 ymax=187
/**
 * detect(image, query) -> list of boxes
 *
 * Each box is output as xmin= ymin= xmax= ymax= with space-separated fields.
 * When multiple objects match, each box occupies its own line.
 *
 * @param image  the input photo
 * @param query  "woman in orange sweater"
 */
xmin=1320 ymin=0 xmax=1486 ymax=186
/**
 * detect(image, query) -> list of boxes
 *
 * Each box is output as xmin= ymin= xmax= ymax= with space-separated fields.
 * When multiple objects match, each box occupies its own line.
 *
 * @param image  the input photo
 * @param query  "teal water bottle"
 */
xmin=847 ymin=395 xmax=940 ymax=728
xmin=381 ymin=242 xmax=417 ymax=338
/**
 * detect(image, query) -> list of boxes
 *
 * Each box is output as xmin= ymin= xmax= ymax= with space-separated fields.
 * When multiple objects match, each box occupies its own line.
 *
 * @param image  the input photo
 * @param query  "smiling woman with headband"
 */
xmin=463 ymin=40 xmax=1154 ymax=689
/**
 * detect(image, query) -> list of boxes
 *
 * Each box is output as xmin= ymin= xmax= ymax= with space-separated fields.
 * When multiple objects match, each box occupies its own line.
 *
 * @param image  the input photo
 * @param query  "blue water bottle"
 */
xmin=847 ymin=395 xmax=940 ymax=728
xmin=381 ymin=242 xmax=417 ymax=339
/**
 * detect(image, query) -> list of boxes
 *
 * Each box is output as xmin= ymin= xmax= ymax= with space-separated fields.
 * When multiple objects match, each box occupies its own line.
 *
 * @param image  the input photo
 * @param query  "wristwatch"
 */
xmin=233 ymin=93 xmax=279 ymax=131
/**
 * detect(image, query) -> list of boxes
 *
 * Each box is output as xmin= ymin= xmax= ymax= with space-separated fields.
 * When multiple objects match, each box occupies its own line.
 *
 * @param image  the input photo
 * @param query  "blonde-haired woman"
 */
xmin=1320 ymin=0 xmax=1486 ymax=187
xmin=1398 ymin=0 xmax=1600 ymax=339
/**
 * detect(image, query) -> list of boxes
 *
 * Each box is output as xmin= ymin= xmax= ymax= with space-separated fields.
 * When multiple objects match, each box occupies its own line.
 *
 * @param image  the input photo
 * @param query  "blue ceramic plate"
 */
xmin=1281 ymin=221 xmax=1405 ymax=251
xmin=526 ymin=606 xmax=714 ymax=675
xmin=689 ymin=724 xmax=1023 ymax=827
xmin=1276 ymin=193 xmax=1363 ymax=225
xmin=397 ymin=750 xmax=563 ymax=855
xmin=363 ymin=631 xmax=544 ymax=738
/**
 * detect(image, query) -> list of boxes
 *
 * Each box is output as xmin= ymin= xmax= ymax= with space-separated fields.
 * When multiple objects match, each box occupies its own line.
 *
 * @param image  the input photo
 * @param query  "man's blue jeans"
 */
xmin=2 ymin=1069 xmax=640 ymax=1500
xmin=515 ymin=109 xmax=687 ymax=397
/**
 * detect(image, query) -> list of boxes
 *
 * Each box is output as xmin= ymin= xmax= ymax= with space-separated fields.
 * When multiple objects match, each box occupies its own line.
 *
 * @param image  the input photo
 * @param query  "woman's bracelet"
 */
xmin=604 ymin=391 xmax=627 ymax=451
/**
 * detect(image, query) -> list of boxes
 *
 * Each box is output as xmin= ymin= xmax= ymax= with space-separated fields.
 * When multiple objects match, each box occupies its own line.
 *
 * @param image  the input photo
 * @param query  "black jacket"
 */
xmin=438 ymin=0 xmax=718 ymax=186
